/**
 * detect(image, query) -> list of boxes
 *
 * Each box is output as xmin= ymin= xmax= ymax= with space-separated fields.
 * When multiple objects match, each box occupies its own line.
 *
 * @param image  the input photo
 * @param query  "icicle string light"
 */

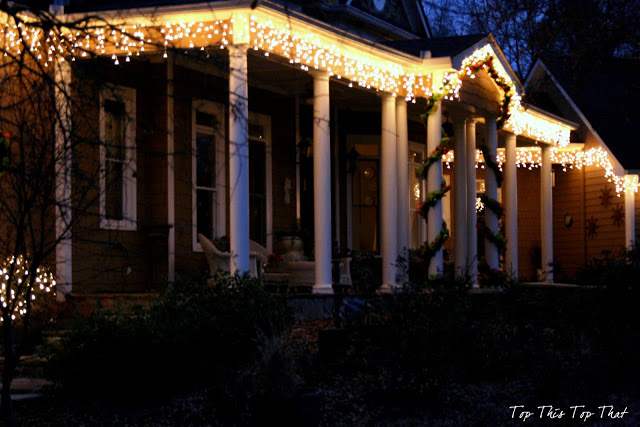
xmin=248 ymin=16 xmax=431 ymax=98
xmin=439 ymin=146 xmax=637 ymax=195
xmin=0 ymin=11 xmax=576 ymax=147
xmin=1 ymin=14 xmax=232 ymax=65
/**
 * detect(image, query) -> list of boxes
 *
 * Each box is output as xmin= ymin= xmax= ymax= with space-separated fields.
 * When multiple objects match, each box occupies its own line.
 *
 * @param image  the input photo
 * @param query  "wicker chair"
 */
xmin=197 ymin=233 xmax=260 ymax=278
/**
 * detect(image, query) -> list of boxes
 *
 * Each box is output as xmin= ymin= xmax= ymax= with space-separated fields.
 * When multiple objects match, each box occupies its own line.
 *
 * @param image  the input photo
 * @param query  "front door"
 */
xmin=248 ymin=113 xmax=272 ymax=249
xmin=353 ymin=159 xmax=379 ymax=251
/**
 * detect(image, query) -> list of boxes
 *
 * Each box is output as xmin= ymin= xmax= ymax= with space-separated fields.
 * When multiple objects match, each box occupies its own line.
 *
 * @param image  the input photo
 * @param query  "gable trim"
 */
xmin=528 ymin=59 xmax=625 ymax=175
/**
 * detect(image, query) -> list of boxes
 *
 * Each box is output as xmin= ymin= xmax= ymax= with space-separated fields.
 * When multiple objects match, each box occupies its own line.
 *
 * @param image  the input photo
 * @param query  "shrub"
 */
xmin=576 ymin=245 xmax=640 ymax=291
xmin=46 ymin=272 xmax=290 ymax=404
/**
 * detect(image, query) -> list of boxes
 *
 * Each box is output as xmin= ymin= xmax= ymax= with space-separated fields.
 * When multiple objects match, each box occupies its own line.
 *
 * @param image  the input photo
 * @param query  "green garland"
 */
xmin=415 ymin=128 xmax=451 ymax=180
xmin=479 ymin=144 xmax=503 ymax=188
xmin=418 ymin=180 xmax=452 ymax=219
xmin=416 ymin=121 xmax=453 ymax=267
xmin=420 ymin=223 xmax=450 ymax=261
xmin=478 ymin=148 xmax=507 ymax=254
xmin=415 ymin=51 xmax=514 ymax=271
xmin=463 ymin=54 xmax=515 ymax=130
xmin=478 ymin=193 xmax=503 ymax=219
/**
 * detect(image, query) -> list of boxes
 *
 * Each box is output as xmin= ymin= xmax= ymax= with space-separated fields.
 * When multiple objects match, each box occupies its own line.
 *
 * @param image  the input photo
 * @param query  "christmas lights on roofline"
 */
xmin=1 ymin=10 xmax=571 ymax=143
xmin=439 ymin=146 xmax=637 ymax=195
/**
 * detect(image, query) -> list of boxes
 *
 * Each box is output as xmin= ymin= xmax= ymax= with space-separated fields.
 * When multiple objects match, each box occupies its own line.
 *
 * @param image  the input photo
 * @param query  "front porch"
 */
xmin=36 ymin=3 xmax=635 ymax=295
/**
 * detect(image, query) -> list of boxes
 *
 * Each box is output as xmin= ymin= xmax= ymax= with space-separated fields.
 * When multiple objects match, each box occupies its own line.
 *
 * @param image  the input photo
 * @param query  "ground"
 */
xmin=9 ymin=286 xmax=640 ymax=425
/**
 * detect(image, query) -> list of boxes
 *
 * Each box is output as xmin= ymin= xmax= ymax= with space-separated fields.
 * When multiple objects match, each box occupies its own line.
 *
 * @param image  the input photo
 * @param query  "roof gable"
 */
xmin=344 ymin=0 xmax=429 ymax=38
xmin=526 ymin=58 xmax=640 ymax=171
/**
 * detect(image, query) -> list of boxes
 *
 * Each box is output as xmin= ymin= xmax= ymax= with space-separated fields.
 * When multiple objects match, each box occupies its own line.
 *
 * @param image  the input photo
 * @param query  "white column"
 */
xmin=483 ymin=115 xmax=499 ymax=270
xmin=380 ymin=93 xmax=398 ymax=290
xmin=310 ymin=70 xmax=333 ymax=294
xmin=55 ymin=59 xmax=73 ymax=300
xmin=167 ymin=53 xmax=176 ymax=282
xmin=453 ymin=118 xmax=467 ymax=279
xmin=466 ymin=119 xmax=478 ymax=286
xmin=540 ymin=144 xmax=553 ymax=282
xmin=396 ymin=99 xmax=409 ymax=263
xmin=504 ymin=132 xmax=518 ymax=280
xmin=228 ymin=44 xmax=250 ymax=274
xmin=426 ymin=100 xmax=443 ymax=275
xmin=333 ymin=108 xmax=341 ymax=249
xmin=625 ymin=175 xmax=636 ymax=249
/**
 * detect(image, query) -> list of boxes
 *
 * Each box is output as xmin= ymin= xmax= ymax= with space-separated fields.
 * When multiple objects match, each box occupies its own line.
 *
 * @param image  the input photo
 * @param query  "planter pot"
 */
xmin=280 ymin=236 xmax=304 ymax=261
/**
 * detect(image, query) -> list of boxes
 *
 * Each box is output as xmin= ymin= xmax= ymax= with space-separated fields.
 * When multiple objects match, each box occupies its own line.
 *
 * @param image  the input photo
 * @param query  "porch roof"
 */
xmin=1 ymin=0 xmax=573 ymax=146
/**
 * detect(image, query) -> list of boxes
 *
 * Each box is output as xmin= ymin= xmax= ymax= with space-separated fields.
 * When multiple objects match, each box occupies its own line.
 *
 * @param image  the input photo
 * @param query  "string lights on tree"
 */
xmin=0 ymin=255 xmax=56 ymax=322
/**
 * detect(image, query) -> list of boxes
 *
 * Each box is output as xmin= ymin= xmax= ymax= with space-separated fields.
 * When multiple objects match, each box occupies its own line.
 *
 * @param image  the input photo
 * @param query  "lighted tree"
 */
xmin=0 ymin=3 xmax=143 ymax=424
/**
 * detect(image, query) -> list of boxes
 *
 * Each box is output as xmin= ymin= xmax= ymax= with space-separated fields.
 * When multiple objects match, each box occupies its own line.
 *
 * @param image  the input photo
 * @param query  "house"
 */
xmin=0 ymin=0 xmax=634 ymax=299
xmin=525 ymin=57 xmax=640 ymax=279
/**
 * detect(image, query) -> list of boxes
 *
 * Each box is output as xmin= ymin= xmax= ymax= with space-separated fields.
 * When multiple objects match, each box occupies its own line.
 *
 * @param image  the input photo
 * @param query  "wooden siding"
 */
xmin=71 ymin=59 xmax=168 ymax=293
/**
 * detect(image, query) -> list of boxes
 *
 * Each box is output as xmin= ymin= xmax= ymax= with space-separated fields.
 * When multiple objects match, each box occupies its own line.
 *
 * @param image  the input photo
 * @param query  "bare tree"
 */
xmin=423 ymin=0 xmax=549 ymax=79
xmin=0 ymin=3 xmax=146 ymax=423
xmin=423 ymin=0 xmax=640 ymax=80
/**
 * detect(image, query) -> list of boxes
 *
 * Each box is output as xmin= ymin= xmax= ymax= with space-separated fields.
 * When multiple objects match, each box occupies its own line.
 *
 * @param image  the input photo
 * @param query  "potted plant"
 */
xmin=277 ymin=221 xmax=306 ymax=261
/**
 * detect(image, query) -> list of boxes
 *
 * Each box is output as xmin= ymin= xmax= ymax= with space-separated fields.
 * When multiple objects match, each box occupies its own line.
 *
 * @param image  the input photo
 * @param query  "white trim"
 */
xmin=333 ymin=107 xmax=341 ymax=250
xmin=295 ymin=95 xmax=302 ymax=222
xmin=192 ymin=99 xmax=226 ymax=252
xmin=248 ymin=111 xmax=273 ymax=252
xmin=625 ymin=174 xmax=636 ymax=249
xmin=167 ymin=54 xmax=176 ymax=282
xmin=526 ymin=59 xmax=625 ymax=175
xmin=99 ymin=85 xmax=137 ymax=230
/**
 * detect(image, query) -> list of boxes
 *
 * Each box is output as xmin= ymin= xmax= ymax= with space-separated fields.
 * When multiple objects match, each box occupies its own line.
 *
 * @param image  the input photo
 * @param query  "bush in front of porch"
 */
xmin=46 ymin=272 xmax=293 ymax=417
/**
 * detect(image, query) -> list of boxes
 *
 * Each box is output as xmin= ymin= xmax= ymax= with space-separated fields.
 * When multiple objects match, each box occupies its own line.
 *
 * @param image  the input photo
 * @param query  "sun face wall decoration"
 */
xmin=586 ymin=216 xmax=599 ymax=239
xmin=611 ymin=203 xmax=624 ymax=227
xmin=599 ymin=185 xmax=613 ymax=208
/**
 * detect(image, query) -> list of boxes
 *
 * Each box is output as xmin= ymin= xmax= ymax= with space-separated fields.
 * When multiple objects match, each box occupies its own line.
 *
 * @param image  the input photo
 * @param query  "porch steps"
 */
xmin=0 ymin=330 xmax=68 ymax=401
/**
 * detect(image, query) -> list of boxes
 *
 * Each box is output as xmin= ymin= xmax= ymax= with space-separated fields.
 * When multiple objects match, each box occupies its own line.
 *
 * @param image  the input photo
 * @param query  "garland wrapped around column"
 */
xmin=415 ymin=53 xmax=514 ymax=271
xmin=479 ymin=144 xmax=507 ymax=252
xmin=463 ymin=53 xmax=512 ymax=259
xmin=416 ymin=124 xmax=453 ymax=266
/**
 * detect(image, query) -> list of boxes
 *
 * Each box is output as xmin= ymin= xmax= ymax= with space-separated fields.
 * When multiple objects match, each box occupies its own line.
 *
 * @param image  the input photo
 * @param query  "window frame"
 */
xmin=408 ymin=141 xmax=427 ymax=249
xmin=99 ymin=85 xmax=137 ymax=231
xmin=192 ymin=100 xmax=226 ymax=252
xmin=248 ymin=111 xmax=273 ymax=252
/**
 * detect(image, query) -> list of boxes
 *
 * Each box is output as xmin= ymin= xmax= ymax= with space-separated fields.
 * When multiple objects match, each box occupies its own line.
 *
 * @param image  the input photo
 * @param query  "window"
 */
xmin=100 ymin=85 xmax=136 ymax=230
xmin=192 ymin=100 xmax=225 ymax=252
xmin=409 ymin=144 xmax=425 ymax=249
xmin=248 ymin=112 xmax=272 ymax=250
